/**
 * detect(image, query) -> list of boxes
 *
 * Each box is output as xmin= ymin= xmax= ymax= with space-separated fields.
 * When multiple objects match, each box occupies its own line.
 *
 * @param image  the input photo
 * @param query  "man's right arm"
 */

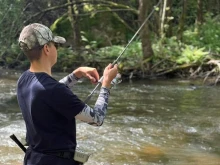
xmin=75 ymin=87 xmax=110 ymax=126
xmin=75 ymin=64 xmax=118 ymax=126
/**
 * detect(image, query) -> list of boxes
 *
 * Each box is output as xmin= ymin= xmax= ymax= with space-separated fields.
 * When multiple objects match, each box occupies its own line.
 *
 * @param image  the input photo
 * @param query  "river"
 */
xmin=0 ymin=70 xmax=220 ymax=165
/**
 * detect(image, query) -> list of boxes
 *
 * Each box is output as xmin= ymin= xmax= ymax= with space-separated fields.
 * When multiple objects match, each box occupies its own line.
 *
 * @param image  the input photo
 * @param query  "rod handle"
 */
xmin=10 ymin=134 xmax=26 ymax=153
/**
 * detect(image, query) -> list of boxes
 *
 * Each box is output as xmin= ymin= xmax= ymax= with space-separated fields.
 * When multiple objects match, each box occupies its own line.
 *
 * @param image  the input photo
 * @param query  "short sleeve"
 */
xmin=49 ymin=83 xmax=85 ymax=120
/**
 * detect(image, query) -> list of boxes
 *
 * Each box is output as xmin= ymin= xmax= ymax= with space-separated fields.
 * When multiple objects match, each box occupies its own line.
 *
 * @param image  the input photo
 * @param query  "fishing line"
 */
xmin=84 ymin=0 xmax=162 ymax=103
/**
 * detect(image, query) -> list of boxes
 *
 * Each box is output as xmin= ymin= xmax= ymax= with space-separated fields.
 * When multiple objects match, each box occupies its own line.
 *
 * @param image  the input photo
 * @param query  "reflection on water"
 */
xmin=0 ymin=71 xmax=220 ymax=165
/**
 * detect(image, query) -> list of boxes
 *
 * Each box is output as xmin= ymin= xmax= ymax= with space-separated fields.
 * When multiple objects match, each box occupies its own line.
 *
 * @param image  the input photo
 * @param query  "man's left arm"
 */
xmin=59 ymin=67 xmax=99 ymax=87
xmin=59 ymin=73 xmax=79 ymax=88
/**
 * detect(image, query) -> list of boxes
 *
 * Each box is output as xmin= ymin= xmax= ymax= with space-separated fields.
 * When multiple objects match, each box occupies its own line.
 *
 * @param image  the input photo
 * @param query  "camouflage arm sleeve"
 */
xmin=75 ymin=87 xmax=110 ymax=126
xmin=59 ymin=73 xmax=79 ymax=88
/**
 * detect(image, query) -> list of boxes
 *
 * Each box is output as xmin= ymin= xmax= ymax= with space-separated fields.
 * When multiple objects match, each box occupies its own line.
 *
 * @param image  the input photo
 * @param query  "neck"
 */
xmin=30 ymin=61 xmax=52 ymax=76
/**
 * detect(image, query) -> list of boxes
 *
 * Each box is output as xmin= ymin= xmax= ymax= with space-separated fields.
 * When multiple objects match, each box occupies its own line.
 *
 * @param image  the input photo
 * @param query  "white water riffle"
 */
xmin=0 ymin=72 xmax=220 ymax=165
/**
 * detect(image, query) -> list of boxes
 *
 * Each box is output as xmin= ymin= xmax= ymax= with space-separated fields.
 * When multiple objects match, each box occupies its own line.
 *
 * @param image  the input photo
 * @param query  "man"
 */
xmin=17 ymin=23 xmax=118 ymax=165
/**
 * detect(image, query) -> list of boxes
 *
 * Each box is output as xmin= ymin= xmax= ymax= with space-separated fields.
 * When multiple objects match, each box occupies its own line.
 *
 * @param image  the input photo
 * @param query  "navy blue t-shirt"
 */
xmin=17 ymin=70 xmax=85 ymax=153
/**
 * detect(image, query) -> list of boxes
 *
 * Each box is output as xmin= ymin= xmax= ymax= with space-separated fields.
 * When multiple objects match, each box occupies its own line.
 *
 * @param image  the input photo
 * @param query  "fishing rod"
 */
xmin=84 ymin=0 xmax=162 ymax=103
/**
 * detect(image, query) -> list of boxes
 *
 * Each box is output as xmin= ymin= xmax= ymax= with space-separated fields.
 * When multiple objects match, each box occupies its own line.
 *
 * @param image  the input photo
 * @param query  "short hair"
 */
xmin=23 ymin=42 xmax=53 ymax=62
xmin=23 ymin=46 xmax=43 ymax=62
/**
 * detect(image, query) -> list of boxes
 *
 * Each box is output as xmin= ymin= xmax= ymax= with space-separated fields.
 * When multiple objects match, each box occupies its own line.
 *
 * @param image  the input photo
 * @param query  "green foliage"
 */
xmin=82 ymin=35 xmax=99 ymax=50
xmin=171 ymin=0 xmax=197 ymax=26
xmin=0 ymin=0 xmax=24 ymax=45
xmin=53 ymin=47 xmax=82 ymax=72
xmin=0 ymin=0 xmax=219 ymax=77
xmin=81 ymin=5 xmax=133 ymax=47
xmin=183 ymin=14 xmax=220 ymax=54
xmin=91 ymin=41 xmax=143 ymax=69
xmin=151 ymin=37 xmax=183 ymax=70
xmin=152 ymin=36 xmax=209 ymax=69
xmin=50 ymin=15 xmax=72 ymax=39
xmin=176 ymin=46 xmax=209 ymax=64
xmin=0 ymin=42 xmax=24 ymax=68
xmin=81 ymin=30 xmax=104 ymax=49
xmin=151 ymin=13 xmax=219 ymax=71
xmin=0 ymin=0 xmax=25 ymax=68
xmin=153 ymin=37 xmax=183 ymax=59
xmin=199 ymin=15 xmax=220 ymax=53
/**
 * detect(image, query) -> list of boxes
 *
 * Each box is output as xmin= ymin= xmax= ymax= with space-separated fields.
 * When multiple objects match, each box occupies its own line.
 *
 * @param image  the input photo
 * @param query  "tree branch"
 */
xmin=24 ymin=0 xmax=137 ymax=24
xmin=0 ymin=4 xmax=12 ymax=25
xmin=155 ymin=63 xmax=198 ymax=76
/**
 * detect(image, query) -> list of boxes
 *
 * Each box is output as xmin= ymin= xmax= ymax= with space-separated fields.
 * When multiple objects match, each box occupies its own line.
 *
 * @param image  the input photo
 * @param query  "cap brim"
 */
xmin=53 ymin=36 xmax=66 ymax=44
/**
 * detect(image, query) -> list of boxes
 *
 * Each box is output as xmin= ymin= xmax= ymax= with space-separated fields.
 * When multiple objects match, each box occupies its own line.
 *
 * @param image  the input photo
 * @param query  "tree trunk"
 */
xmin=138 ymin=0 xmax=154 ymax=73
xmin=217 ymin=0 xmax=220 ymax=14
xmin=206 ymin=0 xmax=220 ymax=15
xmin=195 ymin=0 xmax=203 ymax=31
xmin=177 ymin=0 xmax=187 ymax=41
xmin=160 ymin=0 xmax=168 ymax=38
xmin=166 ymin=0 xmax=173 ymax=37
xmin=67 ymin=0 xmax=82 ymax=50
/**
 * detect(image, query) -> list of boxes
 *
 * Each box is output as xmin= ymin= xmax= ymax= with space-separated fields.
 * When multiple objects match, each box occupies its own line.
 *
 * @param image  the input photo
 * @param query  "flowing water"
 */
xmin=0 ymin=70 xmax=220 ymax=165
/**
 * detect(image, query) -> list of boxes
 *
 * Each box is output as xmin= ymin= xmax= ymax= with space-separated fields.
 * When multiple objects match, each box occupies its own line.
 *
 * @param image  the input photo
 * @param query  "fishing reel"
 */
xmin=110 ymin=73 xmax=122 ymax=88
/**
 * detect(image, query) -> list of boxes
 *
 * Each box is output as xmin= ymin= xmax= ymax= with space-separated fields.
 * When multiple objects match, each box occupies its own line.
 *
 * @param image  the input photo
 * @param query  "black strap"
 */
xmin=46 ymin=152 xmax=83 ymax=165
xmin=45 ymin=151 xmax=75 ymax=159
xmin=29 ymin=148 xmax=83 ymax=164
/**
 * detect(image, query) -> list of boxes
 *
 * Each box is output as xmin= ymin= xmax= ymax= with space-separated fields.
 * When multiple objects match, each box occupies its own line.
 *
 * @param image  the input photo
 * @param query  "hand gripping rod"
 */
xmin=84 ymin=0 xmax=162 ymax=103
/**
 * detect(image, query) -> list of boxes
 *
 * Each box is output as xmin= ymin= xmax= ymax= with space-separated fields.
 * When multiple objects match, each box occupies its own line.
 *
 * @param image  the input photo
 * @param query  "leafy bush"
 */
xmin=176 ymin=46 xmax=209 ymax=64
xmin=152 ymin=36 xmax=183 ymax=60
xmin=199 ymin=15 xmax=220 ymax=53
xmin=183 ymin=14 xmax=220 ymax=54
xmin=54 ymin=47 xmax=82 ymax=72
xmin=0 ymin=42 xmax=24 ymax=69
xmin=94 ymin=41 xmax=143 ymax=69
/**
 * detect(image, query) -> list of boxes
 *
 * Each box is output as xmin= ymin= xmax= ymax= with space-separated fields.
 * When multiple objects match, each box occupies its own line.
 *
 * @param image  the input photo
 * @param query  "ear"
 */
xmin=42 ymin=44 xmax=50 ymax=56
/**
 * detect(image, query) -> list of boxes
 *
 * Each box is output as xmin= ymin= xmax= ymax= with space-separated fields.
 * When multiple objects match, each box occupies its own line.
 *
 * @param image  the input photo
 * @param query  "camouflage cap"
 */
xmin=18 ymin=23 xmax=66 ymax=51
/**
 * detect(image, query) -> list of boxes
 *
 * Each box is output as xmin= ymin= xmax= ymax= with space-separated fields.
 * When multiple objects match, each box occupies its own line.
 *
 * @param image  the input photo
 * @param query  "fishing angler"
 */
xmin=10 ymin=1 xmax=162 ymax=164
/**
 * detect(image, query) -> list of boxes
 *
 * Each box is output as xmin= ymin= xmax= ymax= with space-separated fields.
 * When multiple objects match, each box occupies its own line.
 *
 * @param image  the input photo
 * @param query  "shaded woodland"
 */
xmin=0 ymin=0 xmax=220 ymax=82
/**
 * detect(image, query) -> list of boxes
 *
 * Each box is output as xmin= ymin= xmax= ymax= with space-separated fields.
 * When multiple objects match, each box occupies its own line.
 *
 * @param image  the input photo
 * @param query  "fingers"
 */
xmin=106 ymin=63 xmax=112 ymax=69
xmin=110 ymin=64 xmax=118 ymax=73
xmin=93 ymin=69 xmax=100 ymax=81
xmin=86 ymin=74 xmax=97 ymax=84
xmin=80 ymin=65 xmax=118 ymax=85
xmin=113 ymin=64 xmax=118 ymax=70
xmin=86 ymin=68 xmax=99 ymax=84
xmin=106 ymin=63 xmax=118 ymax=70
xmin=91 ymin=69 xmax=99 ymax=83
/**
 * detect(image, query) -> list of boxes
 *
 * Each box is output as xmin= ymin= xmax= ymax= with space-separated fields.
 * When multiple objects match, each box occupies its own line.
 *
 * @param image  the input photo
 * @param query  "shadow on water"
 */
xmin=0 ymin=71 xmax=220 ymax=165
